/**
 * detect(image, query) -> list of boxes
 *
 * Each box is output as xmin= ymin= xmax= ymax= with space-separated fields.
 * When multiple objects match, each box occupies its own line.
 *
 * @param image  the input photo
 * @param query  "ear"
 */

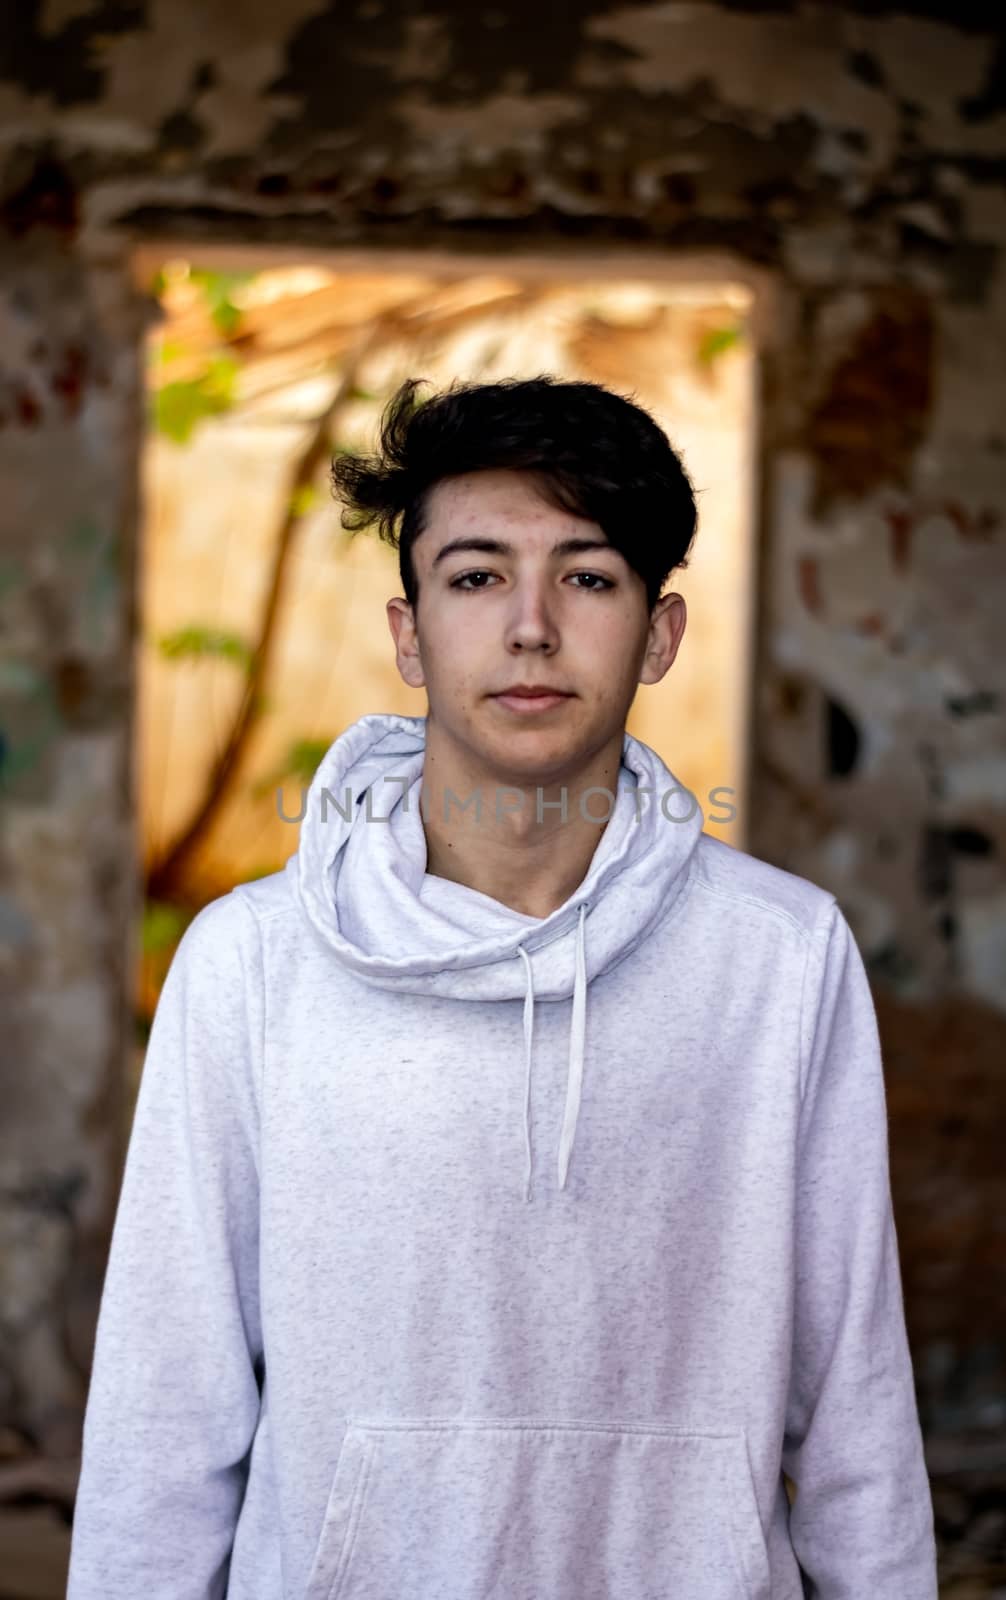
xmin=638 ymin=592 xmax=687 ymax=687
xmin=387 ymin=596 xmax=426 ymax=690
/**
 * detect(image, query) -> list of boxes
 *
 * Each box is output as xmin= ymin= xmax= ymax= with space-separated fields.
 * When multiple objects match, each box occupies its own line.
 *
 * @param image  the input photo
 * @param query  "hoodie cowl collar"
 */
xmin=293 ymin=713 xmax=704 ymax=1200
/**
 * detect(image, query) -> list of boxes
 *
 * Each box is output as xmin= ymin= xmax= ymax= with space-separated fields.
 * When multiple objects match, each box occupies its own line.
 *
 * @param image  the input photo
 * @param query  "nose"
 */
xmin=505 ymin=577 xmax=559 ymax=654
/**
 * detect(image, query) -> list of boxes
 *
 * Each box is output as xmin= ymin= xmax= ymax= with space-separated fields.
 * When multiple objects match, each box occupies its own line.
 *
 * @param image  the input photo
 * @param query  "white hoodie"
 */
xmin=67 ymin=712 xmax=938 ymax=1599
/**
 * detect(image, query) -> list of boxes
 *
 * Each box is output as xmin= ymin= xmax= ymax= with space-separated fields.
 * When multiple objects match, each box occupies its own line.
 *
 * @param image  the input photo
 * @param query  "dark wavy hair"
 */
xmin=330 ymin=374 xmax=698 ymax=612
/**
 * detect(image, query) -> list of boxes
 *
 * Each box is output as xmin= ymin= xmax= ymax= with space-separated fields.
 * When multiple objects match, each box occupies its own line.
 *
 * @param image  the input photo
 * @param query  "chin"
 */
xmin=488 ymin=729 xmax=588 ymax=778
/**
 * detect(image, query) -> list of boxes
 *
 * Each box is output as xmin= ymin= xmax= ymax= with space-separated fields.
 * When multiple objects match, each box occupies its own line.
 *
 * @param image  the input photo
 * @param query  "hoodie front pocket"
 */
xmin=304 ymin=1416 xmax=771 ymax=1600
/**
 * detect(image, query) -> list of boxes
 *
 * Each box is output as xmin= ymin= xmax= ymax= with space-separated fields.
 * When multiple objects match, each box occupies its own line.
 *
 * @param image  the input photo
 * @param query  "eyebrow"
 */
xmin=430 ymin=536 xmax=615 ymax=569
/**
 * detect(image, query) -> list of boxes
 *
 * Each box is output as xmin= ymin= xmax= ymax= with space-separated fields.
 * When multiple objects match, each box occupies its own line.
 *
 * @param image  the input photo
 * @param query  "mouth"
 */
xmin=491 ymin=689 xmax=573 ymax=714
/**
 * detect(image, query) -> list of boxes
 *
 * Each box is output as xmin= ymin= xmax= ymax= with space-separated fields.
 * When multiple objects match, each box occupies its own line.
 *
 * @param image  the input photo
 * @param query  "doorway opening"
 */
xmin=130 ymin=245 xmax=758 ymax=1051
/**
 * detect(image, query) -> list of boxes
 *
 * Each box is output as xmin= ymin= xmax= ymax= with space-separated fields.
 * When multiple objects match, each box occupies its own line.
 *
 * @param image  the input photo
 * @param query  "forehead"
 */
xmin=422 ymin=469 xmax=606 ymax=542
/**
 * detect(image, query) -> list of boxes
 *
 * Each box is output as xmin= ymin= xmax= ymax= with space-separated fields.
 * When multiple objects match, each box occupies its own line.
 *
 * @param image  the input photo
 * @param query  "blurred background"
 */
xmin=133 ymin=255 xmax=755 ymax=1038
xmin=0 ymin=2 xmax=1003 ymax=1595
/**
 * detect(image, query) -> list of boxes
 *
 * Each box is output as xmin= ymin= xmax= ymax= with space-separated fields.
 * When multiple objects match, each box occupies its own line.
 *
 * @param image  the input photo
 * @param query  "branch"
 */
xmin=146 ymin=323 xmax=382 ymax=901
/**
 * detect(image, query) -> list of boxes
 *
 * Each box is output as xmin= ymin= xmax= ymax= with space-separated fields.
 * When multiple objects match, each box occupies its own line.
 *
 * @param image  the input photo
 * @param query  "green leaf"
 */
xmin=283 ymin=738 xmax=332 ymax=784
xmin=150 ymin=350 xmax=239 ymax=442
xmin=151 ymin=382 xmax=204 ymax=443
xmin=190 ymin=269 xmax=257 ymax=338
xmin=204 ymin=351 xmax=239 ymax=392
xmin=697 ymin=324 xmax=743 ymax=366
xmin=140 ymin=899 xmax=192 ymax=954
xmin=289 ymin=482 xmax=321 ymax=518
xmin=152 ymin=381 xmax=221 ymax=443
xmin=149 ymin=338 xmax=189 ymax=368
xmin=156 ymin=625 xmax=254 ymax=670
xmin=252 ymin=736 xmax=332 ymax=797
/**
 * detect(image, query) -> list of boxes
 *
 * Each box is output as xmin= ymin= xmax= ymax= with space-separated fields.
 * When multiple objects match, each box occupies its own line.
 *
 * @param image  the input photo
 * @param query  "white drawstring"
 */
xmin=557 ymin=901 xmax=588 ymax=1193
xmin=517 ymin=944 xmax=535 ymax=1204
xmin=516 ymin=901 xmax=589 ymax=1203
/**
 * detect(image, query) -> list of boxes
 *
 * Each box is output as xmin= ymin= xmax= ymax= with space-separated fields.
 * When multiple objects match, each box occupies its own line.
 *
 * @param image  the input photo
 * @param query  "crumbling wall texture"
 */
xmin=0 ymin=0 xmax=1003 ymax=1476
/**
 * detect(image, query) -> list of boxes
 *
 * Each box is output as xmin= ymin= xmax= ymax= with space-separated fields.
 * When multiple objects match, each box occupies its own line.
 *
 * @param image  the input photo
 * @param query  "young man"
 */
xmin=68 ymin=376 xmax=938 ymax=1598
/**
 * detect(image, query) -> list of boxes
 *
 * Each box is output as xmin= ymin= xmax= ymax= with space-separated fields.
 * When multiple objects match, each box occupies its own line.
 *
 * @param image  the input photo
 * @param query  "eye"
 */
xmin=568 ymin=572 xmax=615 ymax=591
xmin=449 ymin=570 xmax=499 ymax=590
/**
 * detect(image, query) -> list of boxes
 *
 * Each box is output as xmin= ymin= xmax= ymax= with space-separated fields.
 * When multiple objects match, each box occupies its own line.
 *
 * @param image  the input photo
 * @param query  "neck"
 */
xmin=418 ymin=717 xmax=625 ymax=919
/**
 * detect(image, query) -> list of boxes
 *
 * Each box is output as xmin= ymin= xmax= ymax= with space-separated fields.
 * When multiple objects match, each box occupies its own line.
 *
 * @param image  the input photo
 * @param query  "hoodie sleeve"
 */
xmin=780 ymin=897 xmax=938 ymax=1599
xmin=67 ymin=891 xmax=264 ymax=1600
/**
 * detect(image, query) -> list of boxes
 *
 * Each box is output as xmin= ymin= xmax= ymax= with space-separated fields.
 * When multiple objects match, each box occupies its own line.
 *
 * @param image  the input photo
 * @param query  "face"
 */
xmin=386 ymin=468 xmax=686 ymax=785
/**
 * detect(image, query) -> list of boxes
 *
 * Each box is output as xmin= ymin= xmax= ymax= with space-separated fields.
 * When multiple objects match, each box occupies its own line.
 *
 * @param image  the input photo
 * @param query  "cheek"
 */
xmin=426 ymin=610 xmax=493 ymax=664
xmin=575 ymin=614 xmax=645 ymax=675
xmin=418 ymin=622 xmax=487 ymax=698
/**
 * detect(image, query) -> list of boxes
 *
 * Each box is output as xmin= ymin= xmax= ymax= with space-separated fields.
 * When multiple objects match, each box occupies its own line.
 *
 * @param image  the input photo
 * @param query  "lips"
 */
xmin=492 ymin=687 xmax=573 ymax=713
xmin=494 ymin=687 xmax=571 ymax=698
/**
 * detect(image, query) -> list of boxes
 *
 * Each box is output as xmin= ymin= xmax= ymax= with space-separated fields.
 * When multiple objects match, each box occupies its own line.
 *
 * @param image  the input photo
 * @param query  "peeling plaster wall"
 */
xmin=0 ymin=0 xmax=1003 ymax=1469
xmin=0 ymin=240 xmax=147 ymax=1453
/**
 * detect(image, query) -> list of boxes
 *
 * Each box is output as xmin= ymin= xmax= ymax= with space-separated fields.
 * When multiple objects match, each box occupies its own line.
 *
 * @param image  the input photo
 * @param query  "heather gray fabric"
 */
xmin=67 ymin=712 xmax=938 ymax=1599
